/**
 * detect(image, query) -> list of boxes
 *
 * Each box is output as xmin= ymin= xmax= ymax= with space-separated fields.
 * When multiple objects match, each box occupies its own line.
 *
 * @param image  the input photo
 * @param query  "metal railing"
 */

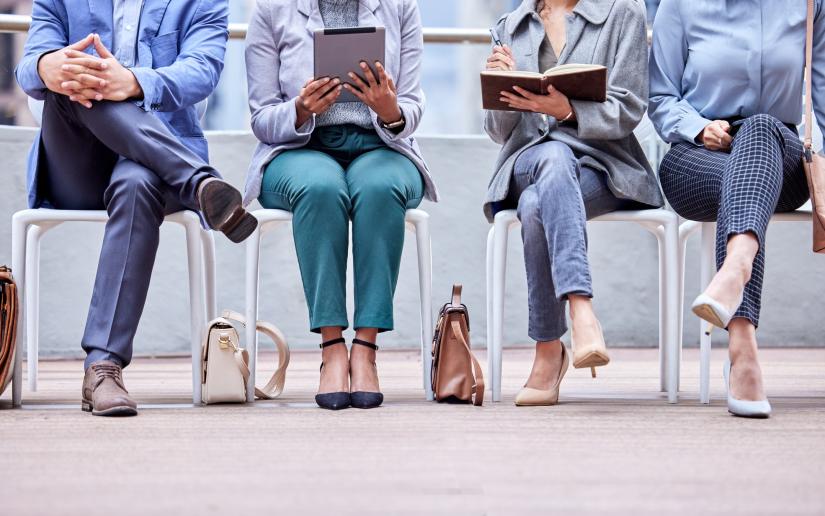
xmin=0 ymin=13 xmax=492 ymax=44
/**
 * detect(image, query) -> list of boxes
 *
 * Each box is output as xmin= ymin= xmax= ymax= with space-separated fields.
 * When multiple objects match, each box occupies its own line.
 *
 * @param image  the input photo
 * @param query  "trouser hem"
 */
xmin=84 ymin=349 xmax=126 ymax=370
xmin=309 ymin=316 xmax=350 ymax=334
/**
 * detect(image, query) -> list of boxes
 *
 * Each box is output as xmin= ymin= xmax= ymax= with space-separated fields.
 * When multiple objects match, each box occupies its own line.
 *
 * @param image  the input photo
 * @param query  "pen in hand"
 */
xmin=489 ymin=28 xmax=503 ymax=47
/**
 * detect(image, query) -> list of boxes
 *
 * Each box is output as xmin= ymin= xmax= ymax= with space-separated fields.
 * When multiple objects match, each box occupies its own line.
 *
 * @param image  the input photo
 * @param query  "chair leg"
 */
xmin=202 ymin=230 xmax=217 ymax=321
xmin=663 ymin=218 xmax=681 ymax=403
xmin=183 ymin=218 xmax=205 ymax=405
xmin=412 ymin=216 xmax=434 ymax=401
xmin=677 ymin=225 xmax=690 ymax=393
xmin=491 ymin=217 xmax=511 ymax=403
xmin=654 ymin=225 xmax=667 ymax=393
xmin=10 ymin=216 xmax=28 ymax=407
xmin=25 ymin=225 xmax=43 ymax=392
xmin=485 ymin=227 xmax=494 ymax=397
xmin=244 ymin=228 xmax=262 ymax=403
xmin=699 ymin=222 xmax=716 ymax=404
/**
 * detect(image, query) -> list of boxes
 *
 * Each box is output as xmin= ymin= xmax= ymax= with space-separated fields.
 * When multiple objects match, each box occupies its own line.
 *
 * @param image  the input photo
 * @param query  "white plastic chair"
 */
xmin=486 ymin=208 xmax=681 ymax=403
xmin=244 ymin=208 xmax=434 ymax=402
xmin=9 ymin=209 xmax=217 ymax=407
xmin=8 ymin=99 xmax=216 ymax=407
xmin=678 ymin=208 xmax=813 ymax=404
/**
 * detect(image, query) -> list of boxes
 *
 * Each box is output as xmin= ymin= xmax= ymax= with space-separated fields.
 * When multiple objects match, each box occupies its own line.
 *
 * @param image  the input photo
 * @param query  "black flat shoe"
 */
xmin=350 ymin=338 xmax=383 ymax=409
xmin=316 ymin=337 xmax=350 ymax=410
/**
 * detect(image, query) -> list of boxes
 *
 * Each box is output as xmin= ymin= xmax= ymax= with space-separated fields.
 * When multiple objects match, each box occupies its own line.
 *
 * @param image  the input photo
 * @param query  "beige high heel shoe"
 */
xmin=514 ymin=344 xmax=570 ymax=406
xmin=572 ymin=321 xmax=609 ymax=378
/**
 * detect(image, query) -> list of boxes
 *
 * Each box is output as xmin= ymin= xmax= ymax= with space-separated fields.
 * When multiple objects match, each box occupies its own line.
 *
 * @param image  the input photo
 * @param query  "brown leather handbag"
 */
xmin=431 ymin=285 xmax=484 ymax=405
xmin=804 ymin=0 xmax=825 ymax=253
xmin=0 ymin=266 xmax=19 ymax=396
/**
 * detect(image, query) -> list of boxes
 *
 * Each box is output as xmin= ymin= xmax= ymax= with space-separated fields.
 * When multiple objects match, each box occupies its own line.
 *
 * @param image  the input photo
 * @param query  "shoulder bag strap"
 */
xmin=221 ymin=310 xmax=290 ymax=400
xmin=449 ymin=319 xmax=485 ymax=406
xmin=805 ymin=0 xmax=815 ymax=158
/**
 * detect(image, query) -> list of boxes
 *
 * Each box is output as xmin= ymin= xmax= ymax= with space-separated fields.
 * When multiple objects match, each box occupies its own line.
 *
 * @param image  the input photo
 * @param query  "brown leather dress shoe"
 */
xmin=81 ymin=360 xmax=138 ymax=416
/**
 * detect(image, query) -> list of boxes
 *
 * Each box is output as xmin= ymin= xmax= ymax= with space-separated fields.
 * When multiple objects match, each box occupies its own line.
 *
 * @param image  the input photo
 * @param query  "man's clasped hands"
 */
xmin=36 ymin=33 xmax=142 ymax=109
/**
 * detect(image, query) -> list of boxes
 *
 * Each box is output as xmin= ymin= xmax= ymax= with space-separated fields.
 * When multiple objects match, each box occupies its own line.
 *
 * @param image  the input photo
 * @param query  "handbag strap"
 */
xmin=451 ymin=284 xmax=462 ymax=306
xmin=804 ymin=0 xmax=815 ymax=157
xmin=220 ymin=310 xmax=290 ymax=400
xmin=449 ymin=319 xmax=485 ymax=406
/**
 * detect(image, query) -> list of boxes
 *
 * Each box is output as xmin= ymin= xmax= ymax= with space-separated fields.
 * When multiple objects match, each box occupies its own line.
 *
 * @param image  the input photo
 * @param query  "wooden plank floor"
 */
xmin=2 ymin=347 xmax=825 ymax=516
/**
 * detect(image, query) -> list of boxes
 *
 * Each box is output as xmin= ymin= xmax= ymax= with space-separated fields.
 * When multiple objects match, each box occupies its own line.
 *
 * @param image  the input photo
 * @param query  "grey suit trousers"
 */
xmin=38 ymin=92 xmax=217 ymax=369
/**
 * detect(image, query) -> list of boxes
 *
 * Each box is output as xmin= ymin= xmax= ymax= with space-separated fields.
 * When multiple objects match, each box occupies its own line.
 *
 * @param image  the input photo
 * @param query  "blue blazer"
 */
xmin=15 ymin=0 xmax=229 ymax=209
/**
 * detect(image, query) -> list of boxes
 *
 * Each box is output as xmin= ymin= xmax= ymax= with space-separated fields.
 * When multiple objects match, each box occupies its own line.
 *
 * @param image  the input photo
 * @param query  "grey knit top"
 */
xmin=316 ymin=0 xmax=374 ymax=129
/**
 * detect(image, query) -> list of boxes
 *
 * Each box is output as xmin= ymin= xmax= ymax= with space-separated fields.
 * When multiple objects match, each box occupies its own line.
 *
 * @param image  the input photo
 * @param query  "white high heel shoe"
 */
xmin=691 ymin=291 xmax=744 ymax=329
xmin=723 ymin=359 xmax=771 ymax=418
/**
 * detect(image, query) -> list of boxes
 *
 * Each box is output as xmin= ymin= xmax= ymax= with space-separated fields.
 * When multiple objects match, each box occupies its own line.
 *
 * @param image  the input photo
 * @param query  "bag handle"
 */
xmin=449 ymin=319 xmax=485 ymax=406
xmin=451 ymin=284 xmax=462 ymax=306
xmin=804 ymin=0 xmax=815 ymax=158
xmin=220 ymin=310 xmax=290 ymax=400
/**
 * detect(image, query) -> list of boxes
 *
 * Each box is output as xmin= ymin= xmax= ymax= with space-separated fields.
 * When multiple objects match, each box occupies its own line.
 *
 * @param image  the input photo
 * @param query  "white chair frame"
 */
xmin=677 ymin=208 xmax=813 ymax=404
xmin=244 ymin=208 xmax=434 ymax=402
xmin=486 ymin=208 xmax=682 ymax=403
xmin=10 ymin=208 xmax=217 ymax=406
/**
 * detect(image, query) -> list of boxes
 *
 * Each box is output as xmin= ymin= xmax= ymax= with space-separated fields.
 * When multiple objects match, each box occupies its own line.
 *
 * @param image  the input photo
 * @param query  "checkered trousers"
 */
xmin=659 ymin=114 xmax=809 ymax=327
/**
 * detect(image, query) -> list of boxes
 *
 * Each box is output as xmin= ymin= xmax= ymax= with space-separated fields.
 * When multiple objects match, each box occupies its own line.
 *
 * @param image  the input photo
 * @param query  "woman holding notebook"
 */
xmin=244 ymin=0 xmax=437 ymax=410
xmin=483 ymin=0 xmax=663 ymax=406
xmin=649 ymin=0 xmax=823 ymax=418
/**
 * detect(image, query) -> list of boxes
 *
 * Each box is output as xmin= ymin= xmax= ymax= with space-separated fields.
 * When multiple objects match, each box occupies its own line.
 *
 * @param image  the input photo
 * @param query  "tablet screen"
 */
xmin=313 ymin=27 xmax=386 ymax=103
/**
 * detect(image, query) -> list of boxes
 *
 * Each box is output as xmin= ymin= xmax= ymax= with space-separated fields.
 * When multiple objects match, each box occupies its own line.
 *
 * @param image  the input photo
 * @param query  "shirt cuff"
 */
xmin=129 ymin=67 xmax=162 ymax=112
xmin=677 ymin=113 xmax=713 ymax=146
xmin=30 ymin=51 xmax=59 ymax=91
xmin=290 ymin=97 xmax=316 ymax=137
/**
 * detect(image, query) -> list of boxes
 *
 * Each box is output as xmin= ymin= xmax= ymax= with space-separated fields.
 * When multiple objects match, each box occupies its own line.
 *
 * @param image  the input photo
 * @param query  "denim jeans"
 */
xmin=512 ymin=141 xmax=634 ymax=342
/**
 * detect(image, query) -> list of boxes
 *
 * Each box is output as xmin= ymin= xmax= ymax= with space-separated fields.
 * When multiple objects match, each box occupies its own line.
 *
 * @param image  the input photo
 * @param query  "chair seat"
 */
xmin=13 ymin=208 xmax=199 ymax=226
xmin=252 ymin=208 xmax=430 ymax=224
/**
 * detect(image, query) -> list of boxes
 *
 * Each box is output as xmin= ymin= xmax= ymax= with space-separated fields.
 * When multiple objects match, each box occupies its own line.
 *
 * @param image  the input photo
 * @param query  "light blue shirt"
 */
xmin=112 ymin=0 xmax=144 ymax=67
xmin=649 ymin=0 xmax=825 ymax=147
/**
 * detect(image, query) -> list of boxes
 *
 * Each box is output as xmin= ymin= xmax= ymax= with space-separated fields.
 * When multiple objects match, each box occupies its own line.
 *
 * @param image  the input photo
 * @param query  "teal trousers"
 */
xmin=259 ymin=125 xmax=424 ymax=332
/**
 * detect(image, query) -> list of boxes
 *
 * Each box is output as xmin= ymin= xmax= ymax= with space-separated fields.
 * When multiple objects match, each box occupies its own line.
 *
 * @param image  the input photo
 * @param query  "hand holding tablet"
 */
xmin=343 ymin=61 xmax=402 ymax=124
xmin=307 ymin=26 xmax=403 ymax=126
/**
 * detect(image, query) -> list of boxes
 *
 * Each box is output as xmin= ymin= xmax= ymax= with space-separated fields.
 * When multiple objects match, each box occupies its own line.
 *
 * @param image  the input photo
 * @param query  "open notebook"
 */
xmin=481 ymin=64 xmax=607 ymax=112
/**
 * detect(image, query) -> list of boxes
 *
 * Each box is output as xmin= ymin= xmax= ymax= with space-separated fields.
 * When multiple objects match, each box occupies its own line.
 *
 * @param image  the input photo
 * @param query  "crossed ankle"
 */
xmin=721 ymin=255 xmax=754 ymax=284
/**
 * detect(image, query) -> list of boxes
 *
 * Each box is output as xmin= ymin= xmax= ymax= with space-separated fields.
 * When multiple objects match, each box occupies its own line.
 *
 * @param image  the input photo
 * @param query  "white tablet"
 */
xmin=313 ymin=27 xmax=386 ymax=103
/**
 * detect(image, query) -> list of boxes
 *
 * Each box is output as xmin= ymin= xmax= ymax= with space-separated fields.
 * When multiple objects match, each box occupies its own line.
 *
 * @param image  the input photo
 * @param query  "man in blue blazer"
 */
xmin=15 ymin=0 xmax=256 ymax=416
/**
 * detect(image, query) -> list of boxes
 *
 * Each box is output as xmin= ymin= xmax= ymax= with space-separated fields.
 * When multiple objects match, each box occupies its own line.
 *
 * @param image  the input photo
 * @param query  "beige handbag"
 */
xmin=804 ymin=0 xmax=825 ymax=253
xmin=201 ymin=310 xmax=289 ymax=404
xmin=0 ymin=266 xmax=18 ymax=397
xmin=431 ymin=285 xmax=484 ymax=406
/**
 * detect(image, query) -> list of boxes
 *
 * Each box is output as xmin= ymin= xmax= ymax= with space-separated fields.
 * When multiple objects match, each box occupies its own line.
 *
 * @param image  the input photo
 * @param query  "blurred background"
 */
xmin=0 ymin=0 xmax=662 ymax=132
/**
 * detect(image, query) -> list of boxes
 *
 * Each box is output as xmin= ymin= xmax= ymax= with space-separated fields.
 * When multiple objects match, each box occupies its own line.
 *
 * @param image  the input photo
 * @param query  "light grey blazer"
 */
xmin=243 ymin=0 xmax=438 ymax=206
xmin=483 ymin=0 xmax=664 ymax=221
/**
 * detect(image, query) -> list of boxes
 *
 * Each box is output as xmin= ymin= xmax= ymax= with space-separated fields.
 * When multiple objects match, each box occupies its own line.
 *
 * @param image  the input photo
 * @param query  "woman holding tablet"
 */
xmin=483 ymin=0 xmax=662 ymax=406
xmin=244 ymin=0 xmax=437 ymax=410
xmin=649 ymin=0 xmax=823 ymax=418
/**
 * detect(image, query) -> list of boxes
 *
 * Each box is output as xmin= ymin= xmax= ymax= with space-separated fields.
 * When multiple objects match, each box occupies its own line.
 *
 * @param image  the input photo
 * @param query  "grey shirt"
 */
xmin=538 ymin=36 xmax=558 ymax=72
xmin=112 ymin=0 xmax=144 ymax=67
xmin=316 ymin=0 xmax=373 ymax=129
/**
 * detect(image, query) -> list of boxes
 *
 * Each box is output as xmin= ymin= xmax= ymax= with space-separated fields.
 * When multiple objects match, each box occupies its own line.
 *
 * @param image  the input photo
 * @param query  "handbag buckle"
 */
xmin=218 ymin=332 xmax=237 ymax=351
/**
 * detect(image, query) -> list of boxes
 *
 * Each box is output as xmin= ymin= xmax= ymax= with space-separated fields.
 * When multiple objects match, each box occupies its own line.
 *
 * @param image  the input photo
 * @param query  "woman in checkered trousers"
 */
xmin=649 ymin=0 xmax=825 ymax=418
